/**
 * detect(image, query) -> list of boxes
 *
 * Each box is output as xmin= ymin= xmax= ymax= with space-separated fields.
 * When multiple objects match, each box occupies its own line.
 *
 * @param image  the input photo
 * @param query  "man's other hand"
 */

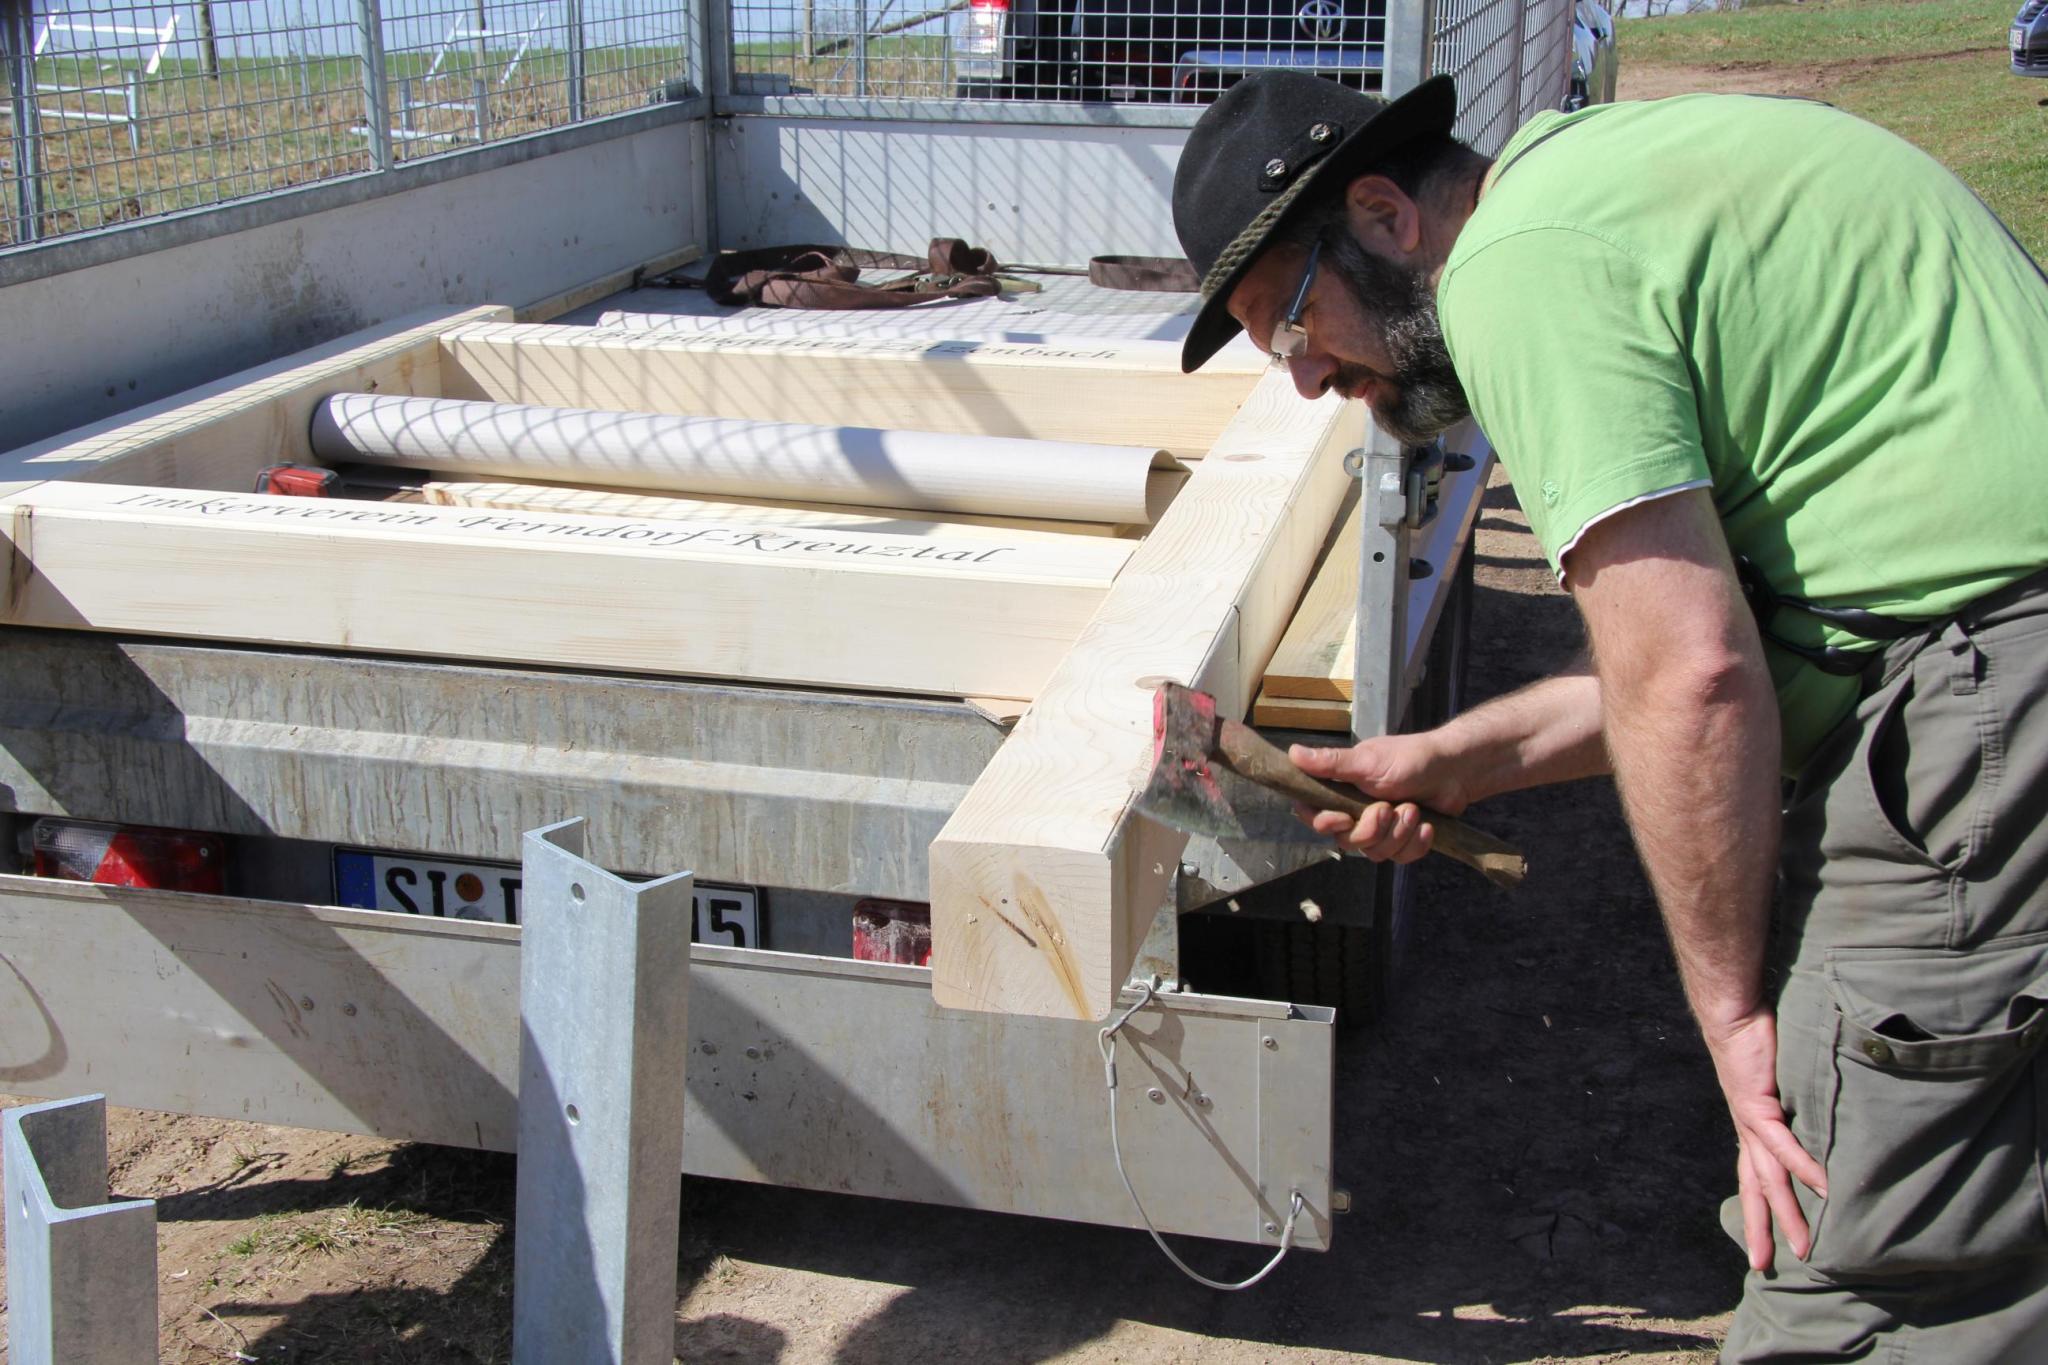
xmin=1705 ymin=1006 xmax=1829 ymax=1270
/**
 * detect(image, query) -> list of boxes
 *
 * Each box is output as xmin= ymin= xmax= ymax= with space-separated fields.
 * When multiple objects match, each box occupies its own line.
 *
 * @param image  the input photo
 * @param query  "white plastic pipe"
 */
xmin=310 ymin=393 xmax=1184 ymax=525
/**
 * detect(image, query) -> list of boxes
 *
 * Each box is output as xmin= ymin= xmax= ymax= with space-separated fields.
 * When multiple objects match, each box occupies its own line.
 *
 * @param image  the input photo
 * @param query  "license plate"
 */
xmin=333 ymin=848 xmax=762 ymax=947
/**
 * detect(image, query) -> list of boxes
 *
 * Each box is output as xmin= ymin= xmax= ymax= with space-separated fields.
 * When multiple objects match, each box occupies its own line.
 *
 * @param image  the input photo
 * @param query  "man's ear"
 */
xmin=1342 ymin=174 xmax=1423 ymax=259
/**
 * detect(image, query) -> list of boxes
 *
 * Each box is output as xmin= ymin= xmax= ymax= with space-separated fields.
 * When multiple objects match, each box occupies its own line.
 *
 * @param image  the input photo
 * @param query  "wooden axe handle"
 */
xmin=1214 ymin=722 xmax=1527 ymax=890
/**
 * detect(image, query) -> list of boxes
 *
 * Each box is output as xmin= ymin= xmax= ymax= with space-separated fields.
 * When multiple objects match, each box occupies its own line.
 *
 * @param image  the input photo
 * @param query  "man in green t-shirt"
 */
xmin=1173 ymin=72 xmax=2048 ymax=1359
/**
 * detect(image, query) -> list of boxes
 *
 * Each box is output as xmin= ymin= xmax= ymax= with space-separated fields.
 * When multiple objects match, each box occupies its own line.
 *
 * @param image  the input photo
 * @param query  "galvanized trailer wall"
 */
xmin=2 ymin=0 xmax=1576 ymax=445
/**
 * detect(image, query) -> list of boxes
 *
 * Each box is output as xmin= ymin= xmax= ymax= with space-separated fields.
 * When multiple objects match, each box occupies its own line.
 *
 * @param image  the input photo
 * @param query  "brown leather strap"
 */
xmin=1088 ymin=255 xmax=1199 ymax=292
xmin=703 ymin=239 xmax=1004 ymax=310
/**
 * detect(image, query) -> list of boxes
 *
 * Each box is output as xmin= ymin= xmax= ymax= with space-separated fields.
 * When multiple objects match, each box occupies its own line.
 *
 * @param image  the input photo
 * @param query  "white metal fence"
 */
xmin=5 ymin=0 xmax=1572 ymax=248
xmin=3 ymin=0 xmax=697 ymax=245
xmin=1432 ymin=0 xmax=1574 ymax=155
xmin=726 ymin=0 xmax=1387 ymax=104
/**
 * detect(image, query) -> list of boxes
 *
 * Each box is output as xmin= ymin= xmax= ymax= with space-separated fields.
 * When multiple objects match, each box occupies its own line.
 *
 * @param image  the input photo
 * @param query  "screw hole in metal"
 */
xmin=569 ymin=882 xmax=586 ymax=904
xmin=565 ymin=1104 xmax=580 ymax=1125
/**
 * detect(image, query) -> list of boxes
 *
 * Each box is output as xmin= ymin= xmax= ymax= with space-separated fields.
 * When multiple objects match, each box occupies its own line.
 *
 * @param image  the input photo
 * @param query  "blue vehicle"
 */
xmin=2016 ymin=0 xmax=2048 ymax=76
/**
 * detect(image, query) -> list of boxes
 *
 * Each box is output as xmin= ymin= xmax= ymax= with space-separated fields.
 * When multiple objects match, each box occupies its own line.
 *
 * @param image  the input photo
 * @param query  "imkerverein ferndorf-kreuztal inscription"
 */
xmin=101 ymin=490 xmax=1055 ymax=568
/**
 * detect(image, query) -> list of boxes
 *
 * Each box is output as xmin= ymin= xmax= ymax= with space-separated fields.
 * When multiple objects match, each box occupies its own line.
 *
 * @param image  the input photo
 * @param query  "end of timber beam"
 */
xmin=930 ymin=374 xmax=1361 ymax=1020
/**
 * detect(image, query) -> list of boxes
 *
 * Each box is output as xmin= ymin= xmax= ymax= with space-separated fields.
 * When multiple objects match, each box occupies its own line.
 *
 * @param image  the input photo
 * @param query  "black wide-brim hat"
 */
xmin=1174 ymin=72 xmax=1458 ymax=373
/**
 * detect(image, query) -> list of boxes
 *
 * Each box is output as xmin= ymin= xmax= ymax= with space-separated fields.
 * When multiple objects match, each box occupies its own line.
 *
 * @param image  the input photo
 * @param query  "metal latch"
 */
xmin=1349 ymin=440 xmax=1445 ymax=531
xmin=1405 ymin=440 xmax=1445 ymax=531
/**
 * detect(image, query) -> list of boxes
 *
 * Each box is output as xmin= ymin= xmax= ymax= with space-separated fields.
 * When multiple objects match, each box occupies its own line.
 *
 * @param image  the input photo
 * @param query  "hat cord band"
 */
xmin=1198 ymin=168 xmax=1324 ymax=301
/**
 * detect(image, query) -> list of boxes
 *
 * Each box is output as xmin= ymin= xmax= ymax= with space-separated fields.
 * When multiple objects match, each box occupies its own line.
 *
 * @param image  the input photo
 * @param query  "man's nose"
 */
xmin=1288 ymin=350 xmax=1335 ymax=401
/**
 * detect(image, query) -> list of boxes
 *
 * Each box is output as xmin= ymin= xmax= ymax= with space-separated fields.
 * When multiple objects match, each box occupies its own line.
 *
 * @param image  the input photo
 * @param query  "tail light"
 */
xmin=29 ymin=818 xmax=227 ymax=894
xmin=852 ymin=898 xmax=932 ymax=966
xmin=955 ymin=0 xmax=1011 ymax=82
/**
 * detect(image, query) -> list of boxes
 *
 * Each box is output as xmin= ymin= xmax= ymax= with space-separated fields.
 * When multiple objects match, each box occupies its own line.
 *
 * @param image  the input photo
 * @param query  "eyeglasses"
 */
xmin=1268 ymin=241 xmax=1322 ymax=368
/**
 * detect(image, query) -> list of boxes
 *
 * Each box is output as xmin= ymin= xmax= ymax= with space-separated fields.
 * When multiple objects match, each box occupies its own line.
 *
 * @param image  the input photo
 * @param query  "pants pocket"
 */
xmin=1809 ymin=936 xmax=2048 ymax=1278
xmin=1861 ymin=644 xmax=1988 ymax=873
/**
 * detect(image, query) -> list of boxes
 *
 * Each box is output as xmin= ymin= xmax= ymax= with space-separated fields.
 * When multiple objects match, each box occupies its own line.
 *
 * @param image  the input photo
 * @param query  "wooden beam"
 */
xmin=1260 ymin=494 xmax=1364 ymax=701
xmin=437 ymin=323 xmax=1260 ymax=462
xmin=1258 ymin=452 xmax=1484 ymax=704
xmin=929 ymin=374 xmax=1360 ymax=1020
xmin=1248 ymin=688 xmax=1349 ymax=731
xmin=0 ymin=307 xmax=509 ymax=496
xmin=420 ymin=479 xmax=1130 ymax=541
xmin=0 ymin=482 xmax=1135 ymax=700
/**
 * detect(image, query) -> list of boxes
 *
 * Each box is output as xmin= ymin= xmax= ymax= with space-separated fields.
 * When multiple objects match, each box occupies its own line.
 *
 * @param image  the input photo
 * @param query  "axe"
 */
xmin=1137 ymin=682 xmax=1527 ymax=890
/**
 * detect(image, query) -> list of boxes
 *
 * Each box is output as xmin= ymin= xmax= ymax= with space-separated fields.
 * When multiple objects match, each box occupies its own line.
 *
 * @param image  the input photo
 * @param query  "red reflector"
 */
xmin=852 ymin=898 xmax=932 ymax=966
xmin=30 ymin=819 xmax=227 ymax=894
xmin=968 ymin=0 xmax=1009 ymax=11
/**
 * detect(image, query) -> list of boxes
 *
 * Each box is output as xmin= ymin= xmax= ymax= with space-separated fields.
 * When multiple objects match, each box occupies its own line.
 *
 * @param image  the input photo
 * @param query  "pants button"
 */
xmin=1863 ymin=1039 xmax=1894 ymax=1064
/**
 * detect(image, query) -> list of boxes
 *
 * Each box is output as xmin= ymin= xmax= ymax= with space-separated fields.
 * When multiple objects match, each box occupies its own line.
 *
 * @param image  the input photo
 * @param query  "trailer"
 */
xmin=0 ymin=0 xmax=1578 ymax=1315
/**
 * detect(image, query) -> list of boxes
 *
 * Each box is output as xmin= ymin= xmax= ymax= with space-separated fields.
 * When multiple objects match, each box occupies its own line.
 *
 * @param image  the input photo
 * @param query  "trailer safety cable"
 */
xmin=1097 ymin=980 xmax=1307 ymax=1291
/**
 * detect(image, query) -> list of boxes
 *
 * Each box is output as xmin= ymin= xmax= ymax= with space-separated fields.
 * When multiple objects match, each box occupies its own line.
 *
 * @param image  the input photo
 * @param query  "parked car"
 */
xmin=2015 ymin=0 xmax=2048 ymax=76
xmin=1567 ymin=0 xmax=1617 ymax=109
xmin=954 ymin=0 xmax=1386 ymax=102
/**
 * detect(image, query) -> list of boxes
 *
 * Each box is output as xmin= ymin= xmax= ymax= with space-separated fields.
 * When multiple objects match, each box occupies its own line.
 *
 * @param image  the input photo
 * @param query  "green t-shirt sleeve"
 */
xmin=1439 ymin=225 xmax=1712 ymax=578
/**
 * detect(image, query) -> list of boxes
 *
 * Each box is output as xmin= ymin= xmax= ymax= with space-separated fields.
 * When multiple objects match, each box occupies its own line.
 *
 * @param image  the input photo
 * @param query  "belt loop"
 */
xmin=1872 ymin=621 xmax=1940 ymax=696
xmin=1946 ymin=618 xmax=1984 ymax=697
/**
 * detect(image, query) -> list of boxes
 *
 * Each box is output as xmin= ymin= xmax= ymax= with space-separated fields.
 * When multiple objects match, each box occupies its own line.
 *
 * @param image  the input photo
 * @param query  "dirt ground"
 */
xmin=1614 ymin=40 xmax=2010 ymax=103
xmin=0 ymin=455 xmax=1749 ymax=1365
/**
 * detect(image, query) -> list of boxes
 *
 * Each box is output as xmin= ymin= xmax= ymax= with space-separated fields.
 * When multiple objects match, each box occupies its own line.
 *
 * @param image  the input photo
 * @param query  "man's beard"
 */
xmin=1320 ymin=228 xmax=1470 ymax=445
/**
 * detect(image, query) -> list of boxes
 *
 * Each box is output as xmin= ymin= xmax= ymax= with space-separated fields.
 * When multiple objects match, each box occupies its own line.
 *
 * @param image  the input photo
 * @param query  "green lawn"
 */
xmin=1619 ymin=0 xmax=2047 ymax=258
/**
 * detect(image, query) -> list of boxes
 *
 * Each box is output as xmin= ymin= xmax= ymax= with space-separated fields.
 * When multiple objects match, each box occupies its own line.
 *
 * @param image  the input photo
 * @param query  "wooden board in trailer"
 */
xmin=0 ymin=482 xmax=1134 ymax=699
xmin=436 ymin=323 xmax=1261 ymax=461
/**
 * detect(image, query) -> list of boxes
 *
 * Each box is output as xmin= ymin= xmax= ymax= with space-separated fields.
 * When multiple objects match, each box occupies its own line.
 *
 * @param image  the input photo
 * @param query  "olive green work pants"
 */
xmin=1721 ymin=580 xmax=2048 ymax=1363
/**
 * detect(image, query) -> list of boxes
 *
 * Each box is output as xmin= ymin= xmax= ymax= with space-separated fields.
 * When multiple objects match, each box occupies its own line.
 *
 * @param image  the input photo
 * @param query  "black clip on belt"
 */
xmin=1734 ymin=554 xmax=1928 ymax=678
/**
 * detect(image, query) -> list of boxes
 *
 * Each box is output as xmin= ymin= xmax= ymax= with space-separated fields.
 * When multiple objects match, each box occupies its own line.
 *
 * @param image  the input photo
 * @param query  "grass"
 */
xmin=220 ymin=1201 xmax=431 ymax=1261
xmin=4 ymin=44 xmax=693 ymax=246
xmin=730 ymin=34 xmax=958 ymax=96
xmin=1618 ymin=0 xmax=2048 ymax=256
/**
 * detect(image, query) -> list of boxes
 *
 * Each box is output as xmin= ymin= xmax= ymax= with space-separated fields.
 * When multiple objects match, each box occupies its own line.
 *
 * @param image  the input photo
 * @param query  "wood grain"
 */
xmin=437 ymin=323 xmax=1257 ymax=461
xmin=1248 ymin=688 xmax=1351 ymax=731
xmin=929 ymin=372 xmax=1361 ymax=1020
xmin=1261 ymin=495 xmax=1364 ymax=701
xmin=420 ymin=479 xmax=1126 ymax=541
xmin=0 ymin=481 xmax=1136 ymax=700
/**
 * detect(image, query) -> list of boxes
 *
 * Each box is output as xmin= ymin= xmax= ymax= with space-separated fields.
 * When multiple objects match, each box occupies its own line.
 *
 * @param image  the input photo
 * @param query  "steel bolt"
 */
xmin=299 ymin=997 xmax=314 ymax=1011
xmin=1263 ymin=1221 xmax=1279 ymax=1237
xmin=1262 ymin=1037 xmax=1278 ymax=1051
xmin=1194 ymin=1093 xmax=1212 ymax=1110
xmin=744 ymin=1046 xmax=762 ymax=1061
xmin=1146 ymin=1087 xmax=1165 ymax=1104
xmin=341 ymin=1003 xmax=357 ymax=1017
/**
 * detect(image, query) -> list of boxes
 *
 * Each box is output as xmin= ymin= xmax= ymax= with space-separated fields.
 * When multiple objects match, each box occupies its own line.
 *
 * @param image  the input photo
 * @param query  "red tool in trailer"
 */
xmin=252 ymin=463 xmax=340 ymax=497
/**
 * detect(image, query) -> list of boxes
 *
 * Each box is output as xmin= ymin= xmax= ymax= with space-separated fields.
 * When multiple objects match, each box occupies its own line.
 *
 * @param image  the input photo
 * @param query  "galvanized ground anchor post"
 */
xmin=3 ymin=1094 xmax=159 ymax=1365
xmin=513 ymin=819 xmax=694 ymax=1365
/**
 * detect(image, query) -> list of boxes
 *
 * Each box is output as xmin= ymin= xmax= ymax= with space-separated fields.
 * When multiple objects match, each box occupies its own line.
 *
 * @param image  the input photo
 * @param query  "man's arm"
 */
xmin=1291 ymin=660 xmax=1608 ymax=856
xmin=1566 ymin=488 xmax=1825 ymax=1269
